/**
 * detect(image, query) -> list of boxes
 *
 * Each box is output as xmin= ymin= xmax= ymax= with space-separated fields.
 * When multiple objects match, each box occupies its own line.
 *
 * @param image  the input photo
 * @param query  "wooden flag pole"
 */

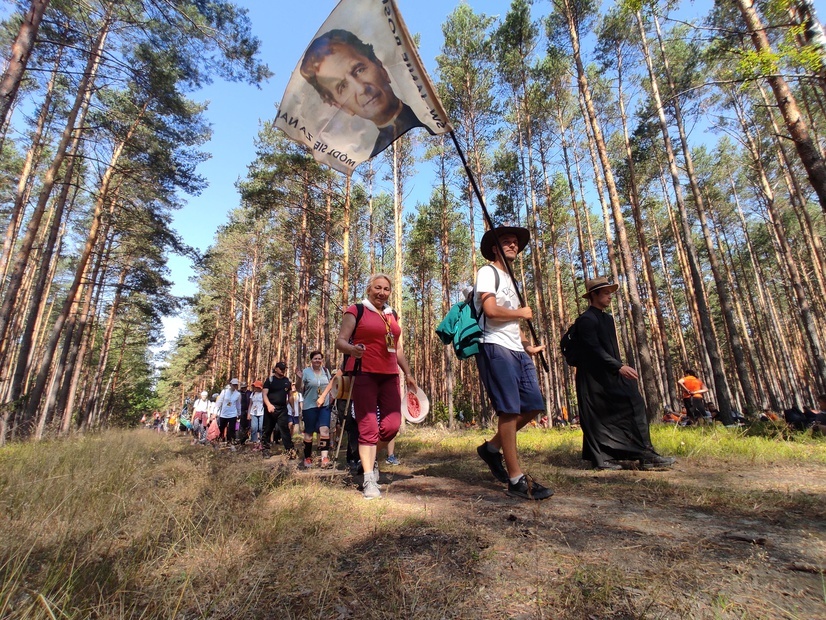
xmin=449 ymin=130 xmax=549 ymax=374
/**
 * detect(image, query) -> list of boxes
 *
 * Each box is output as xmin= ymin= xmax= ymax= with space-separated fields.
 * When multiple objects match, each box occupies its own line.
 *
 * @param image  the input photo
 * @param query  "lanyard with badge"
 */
xmin=378 ymin=309 xmax=396 ymax=352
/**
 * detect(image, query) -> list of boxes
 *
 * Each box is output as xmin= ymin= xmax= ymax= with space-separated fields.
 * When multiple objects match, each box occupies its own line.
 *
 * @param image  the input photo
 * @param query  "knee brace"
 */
xmin=318 ymin=437 xmax=329 ymax=453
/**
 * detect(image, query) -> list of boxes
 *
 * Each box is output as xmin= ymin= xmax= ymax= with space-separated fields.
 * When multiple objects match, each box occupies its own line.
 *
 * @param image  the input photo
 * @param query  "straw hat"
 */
xmin=582 ymin=276 xmax=619 ymax=299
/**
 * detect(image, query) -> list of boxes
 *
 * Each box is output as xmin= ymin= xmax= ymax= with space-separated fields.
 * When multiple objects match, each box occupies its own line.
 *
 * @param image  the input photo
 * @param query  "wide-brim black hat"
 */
xmin=480 ymin=226 xmax=530 ymax=261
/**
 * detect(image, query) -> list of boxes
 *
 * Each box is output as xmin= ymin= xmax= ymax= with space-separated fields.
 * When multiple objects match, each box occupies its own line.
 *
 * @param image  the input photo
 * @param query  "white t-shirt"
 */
xmin=474 ymin=264 xmax=523 ymax=352
xmin=288 ymin=392 xmax=303 ymax=416
xmin=248 ymin=391 xmax=264 ymax=417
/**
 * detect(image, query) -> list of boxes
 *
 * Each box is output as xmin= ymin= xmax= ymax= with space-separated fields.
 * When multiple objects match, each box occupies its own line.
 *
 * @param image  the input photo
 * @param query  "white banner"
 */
xmin=275 ymin=0 xmax=452 ymax=174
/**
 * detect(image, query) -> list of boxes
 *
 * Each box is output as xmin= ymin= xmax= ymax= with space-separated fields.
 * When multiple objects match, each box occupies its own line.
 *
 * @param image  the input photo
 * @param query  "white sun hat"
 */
xmin=401 ymin=386 xmax=430 ymax=424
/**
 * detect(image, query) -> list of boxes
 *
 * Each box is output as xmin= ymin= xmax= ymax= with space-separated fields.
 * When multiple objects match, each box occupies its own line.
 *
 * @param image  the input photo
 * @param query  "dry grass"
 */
xmin=0 ymin=425 xmax=824 ymax=619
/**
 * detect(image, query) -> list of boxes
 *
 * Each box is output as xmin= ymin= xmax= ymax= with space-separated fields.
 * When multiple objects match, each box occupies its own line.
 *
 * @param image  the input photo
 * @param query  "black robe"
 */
xmin=574 ymin=306 xmax=654 ymax=466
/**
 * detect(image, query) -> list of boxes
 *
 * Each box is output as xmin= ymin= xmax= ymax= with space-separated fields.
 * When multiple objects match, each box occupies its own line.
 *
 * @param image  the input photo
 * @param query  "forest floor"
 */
xmin=0 ymin=425 xmax=824 ymax=619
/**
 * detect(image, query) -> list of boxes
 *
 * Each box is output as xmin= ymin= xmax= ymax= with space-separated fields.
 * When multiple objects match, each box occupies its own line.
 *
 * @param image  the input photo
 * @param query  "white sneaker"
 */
xmin=362 ymin=470 xmax=381 ymax=500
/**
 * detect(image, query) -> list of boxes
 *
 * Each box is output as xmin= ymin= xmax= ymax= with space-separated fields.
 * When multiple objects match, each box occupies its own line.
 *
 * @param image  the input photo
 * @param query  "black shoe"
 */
xmin=640 ymin=455 xmax=675 ymax=470
xmin=506 ymin=474 xmax=554 ymax=501
xmin=477 ymin=442 xmax=509 ymax=483
xmin=595 ymin=459 xmax=623 ymax=471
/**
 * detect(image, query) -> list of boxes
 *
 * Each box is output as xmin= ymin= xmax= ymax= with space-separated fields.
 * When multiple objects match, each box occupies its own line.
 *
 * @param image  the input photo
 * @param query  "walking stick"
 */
xmin=333 ymin=357 xmax=361 ymax=467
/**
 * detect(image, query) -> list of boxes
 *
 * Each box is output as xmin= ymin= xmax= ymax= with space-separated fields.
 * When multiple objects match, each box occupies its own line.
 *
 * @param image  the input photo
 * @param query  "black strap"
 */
xmin=341 ymin=304 xmax=365 ymax=375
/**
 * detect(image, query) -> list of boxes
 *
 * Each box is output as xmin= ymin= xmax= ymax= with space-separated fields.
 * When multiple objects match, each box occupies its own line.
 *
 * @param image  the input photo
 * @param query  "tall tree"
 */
xmin=731 ymin=0 xmax=826 ymax=212
xmin=0 ymin=0 xmax=51 ymax=128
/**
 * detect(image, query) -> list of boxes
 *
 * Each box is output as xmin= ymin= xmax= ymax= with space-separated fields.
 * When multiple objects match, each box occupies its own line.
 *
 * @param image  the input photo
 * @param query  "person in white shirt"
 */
xmin=473 ymin=226 xmax=552 ymax=501
xmin=216 ymin=379 xmax=242 ymax=443
xmin=248 ymin=380 xmax=265 ymax=448
xmin=191 ymin=391 xmax=210 ymax=444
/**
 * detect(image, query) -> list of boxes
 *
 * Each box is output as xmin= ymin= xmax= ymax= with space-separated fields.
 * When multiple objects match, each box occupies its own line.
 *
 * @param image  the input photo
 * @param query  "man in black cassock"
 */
xmin=574 ymin=277 xmax=674 ymax=470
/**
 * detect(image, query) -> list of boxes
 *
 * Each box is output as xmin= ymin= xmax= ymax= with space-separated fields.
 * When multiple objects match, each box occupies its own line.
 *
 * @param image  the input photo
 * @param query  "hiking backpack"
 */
xmin=559 ymin=321 xmax=581 ymax=367
xmin=435 ymin=266 xmax=500 ymax=360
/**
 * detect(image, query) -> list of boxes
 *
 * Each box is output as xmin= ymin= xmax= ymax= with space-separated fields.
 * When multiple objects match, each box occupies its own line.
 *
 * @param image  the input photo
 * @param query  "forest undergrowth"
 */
xmin=0 ymin=426 xmax=824 ymax=619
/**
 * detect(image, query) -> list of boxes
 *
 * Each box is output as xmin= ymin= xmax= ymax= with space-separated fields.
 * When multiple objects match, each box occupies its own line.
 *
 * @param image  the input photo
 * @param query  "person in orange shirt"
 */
xmin=678 ymin=369 xmax=709 ymax=423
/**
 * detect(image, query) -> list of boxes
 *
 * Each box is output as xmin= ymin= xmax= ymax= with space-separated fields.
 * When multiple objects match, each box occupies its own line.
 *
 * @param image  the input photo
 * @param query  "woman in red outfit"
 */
xmin=335 ymin=274 xmax=417 ymax=499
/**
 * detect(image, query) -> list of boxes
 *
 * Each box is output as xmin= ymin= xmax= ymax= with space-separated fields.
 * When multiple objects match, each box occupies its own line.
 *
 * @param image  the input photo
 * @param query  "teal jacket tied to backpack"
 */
xmin=435 ymin=295 xmax=483 ymax=359
xmin=435 ymin=266 xmax=500 ymax=360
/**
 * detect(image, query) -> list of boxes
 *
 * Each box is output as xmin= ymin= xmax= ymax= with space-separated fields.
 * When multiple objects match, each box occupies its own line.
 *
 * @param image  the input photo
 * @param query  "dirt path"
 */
xmin=316 ymin=457 xmax=826 ymax=619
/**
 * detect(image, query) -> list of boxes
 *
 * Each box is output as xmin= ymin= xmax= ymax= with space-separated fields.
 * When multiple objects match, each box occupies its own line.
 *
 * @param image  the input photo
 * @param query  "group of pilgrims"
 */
xmin=164 ymin=226 xmax=677 ymax=501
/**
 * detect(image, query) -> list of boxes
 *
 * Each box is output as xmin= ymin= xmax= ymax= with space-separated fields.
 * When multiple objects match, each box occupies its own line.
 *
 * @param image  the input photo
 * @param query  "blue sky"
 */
xmin=162 ymin=0 xmax=507 ymax=343
xmin=162 ymin=0 xmax=711 ymax=345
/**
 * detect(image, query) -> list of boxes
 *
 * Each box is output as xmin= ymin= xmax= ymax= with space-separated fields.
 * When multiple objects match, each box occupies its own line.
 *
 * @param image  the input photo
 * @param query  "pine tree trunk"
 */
xmin=296 ymin=183 xmax=310 ymax=363
xmin=436 ymin=140 xmax=455 ymax=428
xmin=21 ymin=94 xmax=142 ymax=434
xmin=730 ymin=84 xmax=826 ymax=390
xmin=537 ymin=133 xmax=565 ymax=417
xmin=0 ymin=14 xmax=111 ymax=386
xmin=617 ymin=47 xmax=677 ymax=410
xmin=392 ymin=142 xmax=403 ymax=316
xmin=652 ymin=15 xmax=758 ymax=413
xmin=753 ymin=82 xmax=826 ymax=294
xmin=733 ymin=0 xmax=826 ymax=212
xmin=0 ymin=0 xmax=52 ymax=128
xmin=82 ymin=265 xmax=127 ymax=430
xmin=636 ymin=10 xmax=734 ymax=423
xmin=53 ymin=231 xmax=111 ymax=432
xmin=0 ymin=47 xmax=61 ymax=287
xmin=513 ymin=87 xmax=551 ymax=409
xmin=564 ymin=0 xmax=661 ymax=417
xmin=568 ymin=128 xmax=601 ymax=275
xmin=341 ymin=176 xmax=351 ymax=308
xmin=557 ymin=117 xmax=589 ymax=278
xmin=321 ymin=181 xmax=332 ymax=354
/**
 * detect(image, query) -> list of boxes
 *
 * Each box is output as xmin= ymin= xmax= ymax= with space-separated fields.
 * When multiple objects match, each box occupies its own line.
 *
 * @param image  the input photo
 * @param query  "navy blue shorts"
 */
xmin=476 ymin=343 xmax=545 ymax=415
xmin=303 ymin=406 xmax=331 ymax=434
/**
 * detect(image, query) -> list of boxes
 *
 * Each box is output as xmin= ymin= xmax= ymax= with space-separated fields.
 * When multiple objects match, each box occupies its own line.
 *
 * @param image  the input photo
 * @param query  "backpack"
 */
xmin=560 ymin=321 xmax=581 ymax=367
xmin=436 ymin=266 xmax=500 ymax=360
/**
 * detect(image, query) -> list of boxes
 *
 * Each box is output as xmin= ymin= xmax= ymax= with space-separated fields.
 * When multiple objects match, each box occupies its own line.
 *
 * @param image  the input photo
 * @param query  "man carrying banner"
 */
xmin=474 ymin=226 xmax=553 ymax=501
xmin=300 ymin=29 xmax=430 ymax=158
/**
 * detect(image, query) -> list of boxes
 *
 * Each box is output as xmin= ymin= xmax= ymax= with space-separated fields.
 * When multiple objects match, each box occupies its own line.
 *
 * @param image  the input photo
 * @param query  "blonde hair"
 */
xmin=367 ymin=273 xmax=392 ymax=289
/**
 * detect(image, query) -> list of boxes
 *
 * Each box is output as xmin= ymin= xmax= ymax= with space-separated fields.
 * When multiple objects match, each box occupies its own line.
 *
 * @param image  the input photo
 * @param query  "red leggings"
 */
xmin=353 ymin=373 xmax=401 ymax=445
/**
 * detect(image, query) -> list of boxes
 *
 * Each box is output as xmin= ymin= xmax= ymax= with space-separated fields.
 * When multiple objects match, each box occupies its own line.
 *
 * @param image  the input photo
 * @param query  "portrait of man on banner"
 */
xmin=274 ymin=0 xmax=451 ymax=174
xmin=300 ymin=29 xmax=430 ymax=158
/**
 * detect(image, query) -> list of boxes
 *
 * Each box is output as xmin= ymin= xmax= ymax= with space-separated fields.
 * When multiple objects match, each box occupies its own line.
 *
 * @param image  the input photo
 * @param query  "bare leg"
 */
xmin=488 ymin=411 xmax=537 ymax=479
xmin=358 ymin=444 xmax=377 ymax=474
xmin=358 ymin=440 xmax=387 ymax=475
